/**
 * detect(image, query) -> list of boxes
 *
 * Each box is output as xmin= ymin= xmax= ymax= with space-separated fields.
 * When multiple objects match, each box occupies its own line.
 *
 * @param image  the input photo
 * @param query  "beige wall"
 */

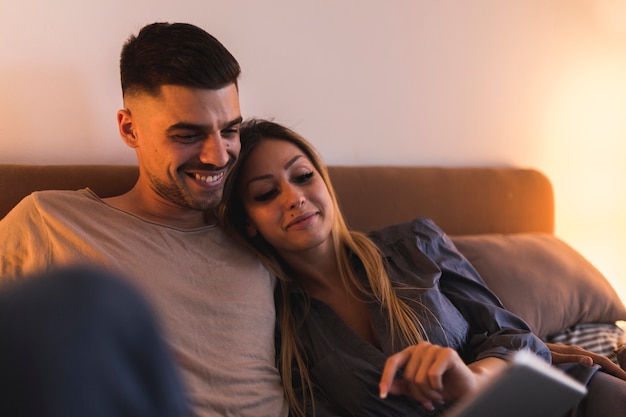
xmin=2 ymin=0 xmax=626 ymax=303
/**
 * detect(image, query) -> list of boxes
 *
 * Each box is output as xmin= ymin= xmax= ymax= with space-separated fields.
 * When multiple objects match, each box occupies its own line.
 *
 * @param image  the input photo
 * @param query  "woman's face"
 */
xmin=237 ymin=138 xmax=335 ymax=256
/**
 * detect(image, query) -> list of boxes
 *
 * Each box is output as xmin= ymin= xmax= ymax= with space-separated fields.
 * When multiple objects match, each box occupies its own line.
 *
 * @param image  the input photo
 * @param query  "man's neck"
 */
xmin=103 ymin=187 xmax=212 ymax=229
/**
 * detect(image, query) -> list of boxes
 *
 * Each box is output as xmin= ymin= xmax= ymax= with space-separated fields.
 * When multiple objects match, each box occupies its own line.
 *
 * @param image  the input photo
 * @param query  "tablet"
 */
xmin=446 ymin=350 xmax=587 ymax=417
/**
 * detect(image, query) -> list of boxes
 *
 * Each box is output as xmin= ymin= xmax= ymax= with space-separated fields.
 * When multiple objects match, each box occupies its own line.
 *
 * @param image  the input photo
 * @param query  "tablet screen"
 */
xmin=446 ymin=350 xmax=587 ymax=417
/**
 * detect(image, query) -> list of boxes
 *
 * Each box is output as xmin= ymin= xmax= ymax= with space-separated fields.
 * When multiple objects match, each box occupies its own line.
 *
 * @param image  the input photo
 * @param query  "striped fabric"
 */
xmin=544 ymin=323 xmax=626 ymax=367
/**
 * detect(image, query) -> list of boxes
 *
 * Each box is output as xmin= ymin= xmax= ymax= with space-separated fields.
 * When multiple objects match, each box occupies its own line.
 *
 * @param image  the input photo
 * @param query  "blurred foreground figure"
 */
xmin=0 ymin=267 xmax=189 ymax=417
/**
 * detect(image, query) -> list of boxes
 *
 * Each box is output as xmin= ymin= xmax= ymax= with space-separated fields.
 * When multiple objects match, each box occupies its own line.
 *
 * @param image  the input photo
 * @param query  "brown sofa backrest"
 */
xmin=327 ymin=166 xmax=554 ymax=235
xmin=0 ymin=164 xmax=554 ymax=235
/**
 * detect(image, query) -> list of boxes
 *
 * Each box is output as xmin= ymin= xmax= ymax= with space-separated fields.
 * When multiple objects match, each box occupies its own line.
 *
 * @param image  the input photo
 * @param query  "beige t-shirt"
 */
xmin=0 ymin=189 xmax=288 ymax=417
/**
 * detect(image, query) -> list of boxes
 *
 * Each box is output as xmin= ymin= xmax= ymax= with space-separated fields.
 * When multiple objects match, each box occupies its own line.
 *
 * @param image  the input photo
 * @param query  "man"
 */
xmin=0 ymin=22 xmax=287 ymax=417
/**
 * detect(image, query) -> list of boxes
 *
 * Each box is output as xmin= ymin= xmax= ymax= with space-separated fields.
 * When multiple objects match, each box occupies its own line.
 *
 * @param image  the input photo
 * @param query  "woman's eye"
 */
xmin=295 ymin=171 xmax=314 ymax=184
xmin=253 ymin=189 xmax=277 ymax=202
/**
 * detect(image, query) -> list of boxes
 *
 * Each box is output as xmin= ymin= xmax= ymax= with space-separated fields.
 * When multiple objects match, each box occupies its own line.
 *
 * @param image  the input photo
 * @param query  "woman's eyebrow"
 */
xmin=284 ymin=155 xmax=303 ymax=170
xmin=245 ymin=155 xmax=304 ymax=188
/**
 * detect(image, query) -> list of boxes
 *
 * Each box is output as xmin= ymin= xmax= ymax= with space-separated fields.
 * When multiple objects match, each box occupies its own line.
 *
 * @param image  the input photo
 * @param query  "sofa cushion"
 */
xmin=451 ymin=233 xmax=626 ymax=338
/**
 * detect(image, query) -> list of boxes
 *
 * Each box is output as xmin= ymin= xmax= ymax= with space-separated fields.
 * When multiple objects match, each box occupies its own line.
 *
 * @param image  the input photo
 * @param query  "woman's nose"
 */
xmin=284 ymin=186 xmax=305 ymax=209
xmin=289 ymin=195 xmax=305 ymax=209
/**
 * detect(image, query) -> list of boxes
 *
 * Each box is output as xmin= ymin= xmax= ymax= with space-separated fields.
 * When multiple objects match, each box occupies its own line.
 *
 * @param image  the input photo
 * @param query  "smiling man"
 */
xmin=112 ymin=83 xmax=242 ymax=227
xmin=0 ymin=22 xmax=287 ymax=417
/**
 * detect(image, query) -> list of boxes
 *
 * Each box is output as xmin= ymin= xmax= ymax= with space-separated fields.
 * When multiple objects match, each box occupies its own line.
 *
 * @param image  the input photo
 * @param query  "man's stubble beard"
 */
xmin=150 ymin=173 xmax=224 ymax=212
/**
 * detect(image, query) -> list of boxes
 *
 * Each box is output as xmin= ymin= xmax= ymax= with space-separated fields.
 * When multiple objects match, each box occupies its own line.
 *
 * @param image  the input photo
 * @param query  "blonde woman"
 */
xmin=220 ymin=119 xmax=625 ymax=417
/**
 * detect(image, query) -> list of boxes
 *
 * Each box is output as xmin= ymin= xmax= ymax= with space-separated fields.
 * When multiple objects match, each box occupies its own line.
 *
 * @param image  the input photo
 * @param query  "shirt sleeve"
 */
xmin=370 ymin=217 xmax=551 ymax=364
xmin=0 ymin=195 xmax=51 ymax=280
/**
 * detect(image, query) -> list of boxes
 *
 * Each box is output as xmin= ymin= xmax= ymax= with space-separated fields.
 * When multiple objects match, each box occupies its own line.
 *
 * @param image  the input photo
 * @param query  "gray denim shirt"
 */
xmin=282 ymin=217 xmax=550 ymax=417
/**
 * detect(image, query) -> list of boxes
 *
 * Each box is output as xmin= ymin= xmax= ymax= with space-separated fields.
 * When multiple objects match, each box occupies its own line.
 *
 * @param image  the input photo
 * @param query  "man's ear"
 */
xmin=117 ymin=109 xmax=138 ymax=148
xmin=246 ymin=220 xmax=258 ymax=237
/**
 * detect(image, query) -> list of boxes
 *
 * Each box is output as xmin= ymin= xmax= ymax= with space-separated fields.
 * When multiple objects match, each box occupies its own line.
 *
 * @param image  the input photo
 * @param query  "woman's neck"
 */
xmin=284 ymin=246 xmax=382 ymax=349
xmin=282 ymin=243 xmax=342 ymax=298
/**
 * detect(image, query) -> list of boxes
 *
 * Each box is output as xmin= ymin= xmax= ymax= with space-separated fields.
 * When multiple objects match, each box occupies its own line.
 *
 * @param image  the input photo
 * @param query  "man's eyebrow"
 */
xmin=166 ymin=116 xmax=243 ymax=133
xmin=166 ymin=122 xmax=207 ymax=133
xmin=225 ymin=116 xmax=243 ymax=128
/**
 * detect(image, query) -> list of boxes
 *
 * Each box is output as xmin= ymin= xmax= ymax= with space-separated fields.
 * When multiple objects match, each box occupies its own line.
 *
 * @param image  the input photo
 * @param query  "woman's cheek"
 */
xmin=255 ymin=209 xmax=278 ymax=237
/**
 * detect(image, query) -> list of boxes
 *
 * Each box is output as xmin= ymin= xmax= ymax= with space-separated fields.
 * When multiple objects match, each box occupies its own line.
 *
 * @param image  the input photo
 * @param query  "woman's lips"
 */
xmin=286 ymin=212 xmax=318 ymax=229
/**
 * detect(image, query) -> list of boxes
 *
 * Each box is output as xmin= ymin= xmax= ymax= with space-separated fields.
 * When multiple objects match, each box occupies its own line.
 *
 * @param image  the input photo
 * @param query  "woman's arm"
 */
xmin=547 ymin=342 xmax=626 ymax=381
xmin=370 ymin=217 xmax=551 ymax=361
xmin=379 ymin=342 xmax=507 ymax=411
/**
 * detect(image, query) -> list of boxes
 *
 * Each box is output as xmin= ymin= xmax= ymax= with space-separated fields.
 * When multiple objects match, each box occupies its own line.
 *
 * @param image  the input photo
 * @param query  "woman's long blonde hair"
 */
xmin=220 ymin=119 xmax=427 ymax=417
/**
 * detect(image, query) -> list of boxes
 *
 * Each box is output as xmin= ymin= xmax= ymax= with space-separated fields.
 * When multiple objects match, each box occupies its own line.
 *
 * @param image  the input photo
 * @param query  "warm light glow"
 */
xmin=593 ymin=0 xmax=626 ymax=37
xmin=539 ymin=49 xmax=626 ymax=304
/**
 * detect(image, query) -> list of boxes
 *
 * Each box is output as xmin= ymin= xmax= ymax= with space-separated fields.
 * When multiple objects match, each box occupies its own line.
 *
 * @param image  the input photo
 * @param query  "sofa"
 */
xmin=1 ymin=164 xmax=625 ymax=363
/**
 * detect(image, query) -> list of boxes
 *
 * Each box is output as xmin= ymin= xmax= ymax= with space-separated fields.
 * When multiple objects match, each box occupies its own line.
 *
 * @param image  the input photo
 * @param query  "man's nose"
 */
xmin=199 ymin=134 xmax=229 ymax=167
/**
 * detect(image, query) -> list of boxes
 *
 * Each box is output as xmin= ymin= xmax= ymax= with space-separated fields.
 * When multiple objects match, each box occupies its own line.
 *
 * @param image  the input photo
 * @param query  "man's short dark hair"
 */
xmin=120 ymin=22 xmax=241 ymax=97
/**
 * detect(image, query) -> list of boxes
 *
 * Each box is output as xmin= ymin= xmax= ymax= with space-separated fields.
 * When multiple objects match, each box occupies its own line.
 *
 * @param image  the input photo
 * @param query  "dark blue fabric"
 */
xmin=285 ymin=218 xmax=554 ymax=416
xmin=0 ymin=266 xmax=190 ymax=417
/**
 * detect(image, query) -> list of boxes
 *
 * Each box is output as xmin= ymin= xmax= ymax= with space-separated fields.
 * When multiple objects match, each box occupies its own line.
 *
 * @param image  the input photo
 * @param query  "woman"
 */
xmin=220 ymin=119 xmax=626 ymax=417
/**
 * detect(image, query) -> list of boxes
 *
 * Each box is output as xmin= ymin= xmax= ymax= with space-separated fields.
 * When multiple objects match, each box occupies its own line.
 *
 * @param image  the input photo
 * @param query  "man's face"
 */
xmin=120 ymin=84 xmax=242 ymax=212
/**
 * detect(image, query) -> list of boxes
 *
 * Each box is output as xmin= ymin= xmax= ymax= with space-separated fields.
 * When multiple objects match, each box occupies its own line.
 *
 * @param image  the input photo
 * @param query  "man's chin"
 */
xmin=190 ymin=192 xmax=223 ymax=212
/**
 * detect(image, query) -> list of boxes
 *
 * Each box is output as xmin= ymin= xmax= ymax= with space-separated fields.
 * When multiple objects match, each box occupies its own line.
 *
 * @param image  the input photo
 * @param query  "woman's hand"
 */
xmin=379 ymin=342 xmax=505 ymax=411
xmin=547 ymin=342 xmax=626 ymax=381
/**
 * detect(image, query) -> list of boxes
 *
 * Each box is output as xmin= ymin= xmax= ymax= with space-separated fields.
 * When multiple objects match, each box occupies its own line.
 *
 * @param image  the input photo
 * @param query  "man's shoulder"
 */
xmin=28 ymin=188 xmax=101 ymax=206
xmin=30 ymin=188 xmax=97 ymax=200
xmin=7 ymin=189 xmax=105 ymax=221
xmin=2 ymin=188 xmax=99 ymax=219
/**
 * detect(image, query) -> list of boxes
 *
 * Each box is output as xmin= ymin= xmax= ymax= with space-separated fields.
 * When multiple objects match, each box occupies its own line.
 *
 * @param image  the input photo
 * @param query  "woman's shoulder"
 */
xmin=367 ymin=217 xmax=448 ymax=249
xmin=366 ymin=217 xmax=480 ymax=282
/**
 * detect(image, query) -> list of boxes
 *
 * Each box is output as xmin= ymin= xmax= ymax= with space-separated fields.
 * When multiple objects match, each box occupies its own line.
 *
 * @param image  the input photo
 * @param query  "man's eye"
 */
xmin=174 ymin=134 xmax=202 ymax=142
xmin=222 ymin=128 xmax=240 ymax=138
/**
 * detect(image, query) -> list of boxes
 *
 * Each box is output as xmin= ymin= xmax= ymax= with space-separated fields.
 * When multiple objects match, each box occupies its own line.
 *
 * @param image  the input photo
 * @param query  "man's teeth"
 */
xmin=194 ymin=173 xmax=222 ymax=183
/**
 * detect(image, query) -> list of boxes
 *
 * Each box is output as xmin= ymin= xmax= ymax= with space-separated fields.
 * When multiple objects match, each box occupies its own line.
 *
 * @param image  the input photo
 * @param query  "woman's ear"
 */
xmin=245 ymin=220 xmax=258 ymax=237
